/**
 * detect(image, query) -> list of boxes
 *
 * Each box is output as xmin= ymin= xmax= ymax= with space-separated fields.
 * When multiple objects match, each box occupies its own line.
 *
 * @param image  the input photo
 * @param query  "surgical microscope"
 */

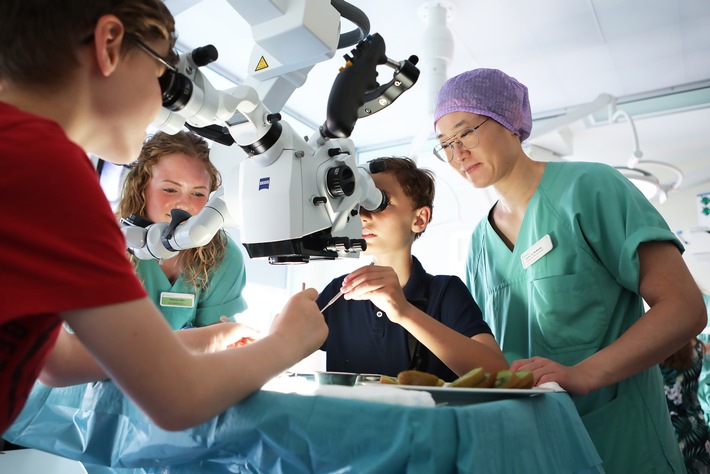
xmin=122 ymin=0 xmax=420 ymax=264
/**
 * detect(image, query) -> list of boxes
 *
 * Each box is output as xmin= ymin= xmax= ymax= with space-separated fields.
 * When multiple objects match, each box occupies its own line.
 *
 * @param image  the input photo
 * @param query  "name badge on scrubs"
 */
xmin=160 ymin=292 xmax=195 ymax=308
xmin=520 ymin=234 xmax=553 ymax=269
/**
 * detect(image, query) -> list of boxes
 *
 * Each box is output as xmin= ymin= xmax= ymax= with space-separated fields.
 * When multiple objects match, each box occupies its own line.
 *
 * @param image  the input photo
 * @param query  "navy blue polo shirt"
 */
xmin=317 ymin=256 xmax=491 ymax=381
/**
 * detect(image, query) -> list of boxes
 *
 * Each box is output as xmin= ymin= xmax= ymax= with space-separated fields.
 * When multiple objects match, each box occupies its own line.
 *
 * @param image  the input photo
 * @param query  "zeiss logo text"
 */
xmin=259 ymin=177 xmax=270 ymax=190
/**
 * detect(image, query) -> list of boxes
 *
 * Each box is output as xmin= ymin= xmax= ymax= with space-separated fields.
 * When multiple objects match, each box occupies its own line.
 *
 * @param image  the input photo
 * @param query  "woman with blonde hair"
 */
xmin=118 ymin=130 xmax=247 ymax=329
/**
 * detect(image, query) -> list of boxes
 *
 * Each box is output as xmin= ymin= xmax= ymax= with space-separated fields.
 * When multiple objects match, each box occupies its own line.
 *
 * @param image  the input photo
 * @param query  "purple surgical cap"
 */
xmin=433 ymin=68 xmax=532 ymax=142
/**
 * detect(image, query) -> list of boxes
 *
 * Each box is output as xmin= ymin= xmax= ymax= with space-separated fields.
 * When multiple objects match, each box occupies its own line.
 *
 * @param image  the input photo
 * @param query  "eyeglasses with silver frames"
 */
xmin=433 ymin=117 xmax=490 ymax=162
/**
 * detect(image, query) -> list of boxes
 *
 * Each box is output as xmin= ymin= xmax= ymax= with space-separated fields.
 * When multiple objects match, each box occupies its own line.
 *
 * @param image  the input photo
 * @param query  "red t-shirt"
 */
xmin=0 ymin=102 xmax=147 ymax=433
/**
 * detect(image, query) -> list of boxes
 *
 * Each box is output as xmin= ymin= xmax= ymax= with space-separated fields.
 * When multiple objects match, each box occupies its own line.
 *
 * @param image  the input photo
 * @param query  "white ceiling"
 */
xmin=165 ymin=0 xmax=710 ymax=195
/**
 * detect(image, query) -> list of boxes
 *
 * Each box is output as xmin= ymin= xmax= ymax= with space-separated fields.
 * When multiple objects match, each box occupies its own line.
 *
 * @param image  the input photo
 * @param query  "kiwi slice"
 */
xmin=449 ymin=367 xmax=485 ymax=388
xmin=513 ymin=370 xmax=534 ymax=389
xmin=478 ymin=372 xmax=497 ymax=388
xmin=494 ymin=370 xmax=520 ymax=388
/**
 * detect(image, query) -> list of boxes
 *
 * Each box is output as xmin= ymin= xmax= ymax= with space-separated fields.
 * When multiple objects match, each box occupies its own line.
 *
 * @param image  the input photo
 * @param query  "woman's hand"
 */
xmin=177 ymin=321 xmax=260 ymax=354
xmin=511 ymin=356 xmax=595 ymax=396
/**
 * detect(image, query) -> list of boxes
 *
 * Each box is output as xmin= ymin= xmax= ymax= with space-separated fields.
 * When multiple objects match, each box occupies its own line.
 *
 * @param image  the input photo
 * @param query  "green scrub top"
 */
xmin=136 ymin=234 xmax=248 ymax=330
xmin=467 ymin=161 xmax=685 ymax=473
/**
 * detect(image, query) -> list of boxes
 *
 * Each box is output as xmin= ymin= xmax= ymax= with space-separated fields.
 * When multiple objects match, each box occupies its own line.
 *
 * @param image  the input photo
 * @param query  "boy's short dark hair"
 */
xmin=0 ymin=0 xmax=175 ymax=88
xmin=369 ymin=156 xmax=435 ymax=240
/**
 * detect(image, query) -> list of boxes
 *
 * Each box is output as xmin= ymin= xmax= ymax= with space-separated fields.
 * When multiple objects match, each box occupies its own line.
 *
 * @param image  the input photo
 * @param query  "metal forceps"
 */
xmin=319 ymin=262 xmax=374 ymax=312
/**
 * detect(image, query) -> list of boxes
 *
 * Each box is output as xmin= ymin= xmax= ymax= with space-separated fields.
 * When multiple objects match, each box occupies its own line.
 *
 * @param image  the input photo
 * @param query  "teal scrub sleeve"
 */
xmin=194 ymin=236 xmax=248 ymax=326
xmin=559 ymin=163 xmax=681 ymax=293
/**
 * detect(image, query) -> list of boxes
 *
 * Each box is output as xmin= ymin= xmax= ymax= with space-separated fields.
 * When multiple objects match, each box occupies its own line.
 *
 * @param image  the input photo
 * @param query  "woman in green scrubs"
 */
xmin=433 ymin=68 xmax=706 ymax=473
xmin=118 ymin=131 xmax=248 ymax=329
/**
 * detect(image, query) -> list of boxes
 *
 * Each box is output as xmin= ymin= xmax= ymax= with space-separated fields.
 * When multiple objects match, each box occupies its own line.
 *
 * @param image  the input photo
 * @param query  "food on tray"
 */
xmin=476 ymin=372 xmax=497 ymax=388
xmin=493 ymin=370 xmax=519 ymax=388
xmin=387 ymin=368 xmax=536 ymax=389
xmin=513 ymin=370 xmax=533 ymax=389
xmin=448 ymin=367 xmax=485 ymax=388
xmin=397 ymin=370 xmax=445 ymax=387
xmin=379 ymin=375 xmax=400 ymax=384
xmin=492 ymin=370 xmax=534 ymax=389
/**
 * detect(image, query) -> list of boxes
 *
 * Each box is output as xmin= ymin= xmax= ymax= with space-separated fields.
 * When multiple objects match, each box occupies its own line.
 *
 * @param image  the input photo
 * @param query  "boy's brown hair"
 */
xmin=369 ymin=156 xmax=435 ymax=240
xmin=0 ymin=0 xmax=175 ymax=88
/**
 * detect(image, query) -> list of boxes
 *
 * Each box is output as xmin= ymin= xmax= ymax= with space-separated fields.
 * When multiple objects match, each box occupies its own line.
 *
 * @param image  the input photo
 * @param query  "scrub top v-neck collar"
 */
xmin=484 ymin=165 xmax=548 ymax=257
xmin=484 ymin=190 xmax=543 ymax=273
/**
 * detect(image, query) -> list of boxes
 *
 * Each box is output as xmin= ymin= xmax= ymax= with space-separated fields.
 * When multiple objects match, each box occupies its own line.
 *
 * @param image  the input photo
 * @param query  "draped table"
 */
xmin=3 ymin=379 xmax=603 ymax=473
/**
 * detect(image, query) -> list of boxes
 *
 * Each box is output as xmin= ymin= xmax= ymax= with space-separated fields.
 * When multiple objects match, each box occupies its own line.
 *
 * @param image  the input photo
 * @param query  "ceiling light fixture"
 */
xmin=609 ymin=102 xmax=683 ymax=203
xmin=615 ymin=166 xmax=662 ymax=200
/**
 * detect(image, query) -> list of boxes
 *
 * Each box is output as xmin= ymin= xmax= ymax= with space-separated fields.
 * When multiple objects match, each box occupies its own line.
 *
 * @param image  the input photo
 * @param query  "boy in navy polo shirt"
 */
xmin=317 ymin=157 xmax=508 ymax=381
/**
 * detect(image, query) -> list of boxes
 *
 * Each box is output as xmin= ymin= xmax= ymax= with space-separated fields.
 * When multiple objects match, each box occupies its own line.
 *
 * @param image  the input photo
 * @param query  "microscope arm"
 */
xmin=142 ymin=1 xmax=419 ymax=263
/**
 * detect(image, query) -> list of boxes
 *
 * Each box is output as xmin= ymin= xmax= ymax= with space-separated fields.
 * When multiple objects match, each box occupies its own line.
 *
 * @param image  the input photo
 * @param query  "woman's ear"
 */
xmin=412 ymin=206 xmax=431 ymax=234
xmin=91 ymin=15 xmax=125 ymax=77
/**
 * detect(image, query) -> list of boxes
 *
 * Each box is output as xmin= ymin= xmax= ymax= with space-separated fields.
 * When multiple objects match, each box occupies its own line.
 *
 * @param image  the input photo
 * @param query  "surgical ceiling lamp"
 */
xmin=609 ymin=103 xmax=683 ymax=203
xmin=615 ymin=166 xmax=663 ymax=200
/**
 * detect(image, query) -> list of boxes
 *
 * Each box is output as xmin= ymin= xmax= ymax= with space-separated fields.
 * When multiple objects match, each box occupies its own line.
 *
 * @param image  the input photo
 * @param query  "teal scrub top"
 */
xmin=136 ymin=234 xmax=248 ymax=330
xmin=467 ymin=161 xmax=685 ymax=474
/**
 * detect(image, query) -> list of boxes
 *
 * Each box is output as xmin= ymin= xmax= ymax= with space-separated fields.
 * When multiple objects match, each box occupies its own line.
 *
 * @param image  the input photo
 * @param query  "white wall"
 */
xmin=657 ymin=181 xmax=710 ymax=293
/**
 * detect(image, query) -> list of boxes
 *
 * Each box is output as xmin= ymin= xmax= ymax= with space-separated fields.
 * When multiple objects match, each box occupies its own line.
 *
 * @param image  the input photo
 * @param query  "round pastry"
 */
xmin=397 ymin=370 xmax=445 ymax=387
xmin=379 ymin=375 xmax=400 ymax=385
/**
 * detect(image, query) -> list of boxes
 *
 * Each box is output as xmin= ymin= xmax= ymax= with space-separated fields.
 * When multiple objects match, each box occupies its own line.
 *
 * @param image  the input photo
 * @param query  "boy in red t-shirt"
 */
xmin=0 ymin=0 xmax=327 ymax=434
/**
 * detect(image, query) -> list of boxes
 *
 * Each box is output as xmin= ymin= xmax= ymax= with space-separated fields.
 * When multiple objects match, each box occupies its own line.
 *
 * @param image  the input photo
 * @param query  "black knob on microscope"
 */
xmin=191 ymin=45 xmax=218 ymax=67
xmin=326 ymin=165 xmax=356 ymax=197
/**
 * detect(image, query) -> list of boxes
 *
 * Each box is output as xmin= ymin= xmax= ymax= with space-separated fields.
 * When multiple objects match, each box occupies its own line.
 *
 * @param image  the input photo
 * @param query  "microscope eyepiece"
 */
xmin=159 ymin=44 xmax=217 ymax=112
xmin=160 ymin=70 xmax=194 ymax=111
xmin=191 ymin=45 xmax=218 ymax=67
xmin=369 ymin=160 xmax=386 ymax=174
